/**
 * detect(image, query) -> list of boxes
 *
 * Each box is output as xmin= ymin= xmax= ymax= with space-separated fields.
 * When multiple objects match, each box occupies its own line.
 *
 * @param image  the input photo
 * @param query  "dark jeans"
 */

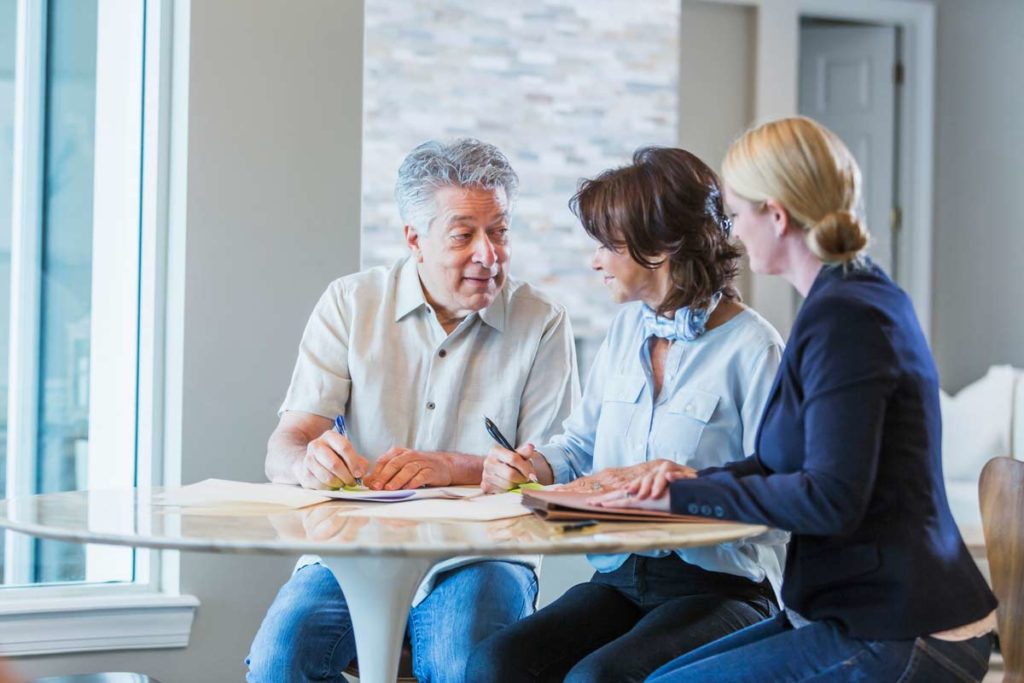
xmin=466 ymin=554 xmax=777 ymax=683
xmin=647 ymin=611 xmax=993 ymax=682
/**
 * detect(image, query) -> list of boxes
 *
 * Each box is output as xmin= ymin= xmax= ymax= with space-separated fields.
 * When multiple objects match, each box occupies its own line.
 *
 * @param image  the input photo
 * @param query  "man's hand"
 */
xmin=482 ymin=444 xmax=553 ymax=493
xmin=292 ymin=429 xmax=369 ymax=490
xmin=557 ymin=459 xmax=696 ymax=494
xmin=364 ymin=448 xmax=456 ymax=490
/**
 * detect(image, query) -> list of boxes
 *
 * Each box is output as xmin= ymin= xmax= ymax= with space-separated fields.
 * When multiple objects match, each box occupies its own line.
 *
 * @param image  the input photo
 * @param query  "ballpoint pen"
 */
xmin=484 ymin=416 xmax=538 ymax=483
xmin=333 ymin=414 xmax=363 ymax=487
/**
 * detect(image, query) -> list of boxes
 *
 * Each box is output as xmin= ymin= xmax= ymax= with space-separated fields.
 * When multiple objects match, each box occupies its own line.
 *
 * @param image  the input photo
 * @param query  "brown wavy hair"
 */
xmin=570 ymin=147 xmax=740 ymax=317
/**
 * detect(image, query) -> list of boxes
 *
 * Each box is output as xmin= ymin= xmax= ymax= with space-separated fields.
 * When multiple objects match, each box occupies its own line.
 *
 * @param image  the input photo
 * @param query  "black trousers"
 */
xmin=466 ymin=554 xmax=777 ymax=683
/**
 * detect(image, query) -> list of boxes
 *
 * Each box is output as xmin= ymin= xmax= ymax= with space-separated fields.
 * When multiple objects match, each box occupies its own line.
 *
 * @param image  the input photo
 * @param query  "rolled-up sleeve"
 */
xmin=537 ymin=336 xmax=613 ymax=484
xmin=279 ymin=281 xmax=353 ymax=419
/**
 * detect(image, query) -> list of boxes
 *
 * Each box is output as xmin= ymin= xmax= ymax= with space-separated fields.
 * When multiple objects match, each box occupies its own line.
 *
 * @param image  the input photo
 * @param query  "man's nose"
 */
xmin=591 ymin=248 xmax=603 ymax=270
xmin=472 ymin=234 xmax=497 ymax=267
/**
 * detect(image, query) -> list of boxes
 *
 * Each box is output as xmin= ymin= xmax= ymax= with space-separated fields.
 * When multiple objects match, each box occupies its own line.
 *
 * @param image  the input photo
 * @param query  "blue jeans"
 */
xmin=647 ymin=612 xmax=993 ymax=682
xmin=245 ymin=560 xmax=537 ymax=683
xmin=467 ymin=555 xmax=777 ymax=683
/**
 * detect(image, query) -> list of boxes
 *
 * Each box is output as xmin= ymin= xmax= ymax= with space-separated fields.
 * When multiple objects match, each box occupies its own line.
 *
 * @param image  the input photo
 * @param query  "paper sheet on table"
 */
xmin=155 ymin=479 xmax=330 ymax=509
xmin=320 ymin=486 xmax=483 ymax=502
xmin=339 ymin=493 xmax=530 ymax=521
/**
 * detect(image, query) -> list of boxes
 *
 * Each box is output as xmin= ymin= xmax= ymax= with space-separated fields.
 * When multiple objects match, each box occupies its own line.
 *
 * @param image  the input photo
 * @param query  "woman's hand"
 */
xmin=589 ymin=460 xmax=696 ymax=511
xmin=559 ymin=459 xmax=696 ymax=494
xmin=482 ymin=443 xmax=553 ymax=493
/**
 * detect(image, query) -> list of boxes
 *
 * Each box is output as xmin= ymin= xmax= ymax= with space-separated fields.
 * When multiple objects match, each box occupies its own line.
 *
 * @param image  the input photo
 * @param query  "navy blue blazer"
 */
xmin=669 ymin=261 xmax=996 ymax=640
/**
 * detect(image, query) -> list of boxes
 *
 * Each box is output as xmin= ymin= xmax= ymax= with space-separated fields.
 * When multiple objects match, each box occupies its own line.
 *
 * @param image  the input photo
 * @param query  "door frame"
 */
xmin=689 ymin=0 xmax=936 ymax=341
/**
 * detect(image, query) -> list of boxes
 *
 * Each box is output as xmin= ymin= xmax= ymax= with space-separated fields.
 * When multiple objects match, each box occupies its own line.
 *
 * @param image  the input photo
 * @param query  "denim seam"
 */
xmin=942 ymin=637 xmax=990 ymax=669
xmin=519 ymin=573 xmax=539 ymax=620
xmin=409 ymin=608 xmax=427 ymax=681
xmin=895 ymin=640 xmax=925 ymax=683
xmin=914 ymin=638 xmax=982 ymax=683
xmin=799 ymin=644 xmax=873 ymax=681
xmin=321 ymin=620 xmax=355 ymax=681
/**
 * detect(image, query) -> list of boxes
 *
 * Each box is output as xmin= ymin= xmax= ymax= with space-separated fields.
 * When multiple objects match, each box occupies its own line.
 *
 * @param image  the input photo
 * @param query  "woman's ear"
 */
xmin=764 ymin=199 xmax=791 ymax=238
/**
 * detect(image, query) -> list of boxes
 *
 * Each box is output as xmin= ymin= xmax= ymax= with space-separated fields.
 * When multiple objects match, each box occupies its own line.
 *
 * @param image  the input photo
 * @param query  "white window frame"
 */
xmin=0 ymin=0 xmax=197 ymax=656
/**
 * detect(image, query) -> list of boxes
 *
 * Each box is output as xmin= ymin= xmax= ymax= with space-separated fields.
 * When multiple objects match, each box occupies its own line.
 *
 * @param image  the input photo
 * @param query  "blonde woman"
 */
xmin=600 ymin=117 xmax=997 ymax=682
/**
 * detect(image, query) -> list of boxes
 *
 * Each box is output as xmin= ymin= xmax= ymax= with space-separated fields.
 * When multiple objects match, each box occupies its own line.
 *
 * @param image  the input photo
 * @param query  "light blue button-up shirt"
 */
xmin=539 ymin=302 xmax=788 ymax=596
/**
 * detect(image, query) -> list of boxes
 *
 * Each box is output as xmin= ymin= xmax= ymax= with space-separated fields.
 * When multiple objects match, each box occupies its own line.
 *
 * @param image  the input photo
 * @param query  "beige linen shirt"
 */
xmin=281 ymin=255 xmax=580 ymax=604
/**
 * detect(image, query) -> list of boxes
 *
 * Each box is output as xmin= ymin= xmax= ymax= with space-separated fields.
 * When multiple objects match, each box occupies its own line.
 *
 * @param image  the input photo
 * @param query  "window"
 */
xmin=0 ymin=0 xmax=196 ymax=655
xmin=1 ymin=0 xmax=144 ymax=588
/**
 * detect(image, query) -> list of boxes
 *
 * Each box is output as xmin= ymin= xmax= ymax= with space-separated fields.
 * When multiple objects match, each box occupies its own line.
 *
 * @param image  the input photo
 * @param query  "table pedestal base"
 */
xmin=320 ymin=555 xmax=436 ymax=683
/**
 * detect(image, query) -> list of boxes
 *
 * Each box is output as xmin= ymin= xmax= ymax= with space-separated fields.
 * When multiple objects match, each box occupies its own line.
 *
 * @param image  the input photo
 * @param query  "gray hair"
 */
xmin=394 ymin=138 xmax=519 ymax=232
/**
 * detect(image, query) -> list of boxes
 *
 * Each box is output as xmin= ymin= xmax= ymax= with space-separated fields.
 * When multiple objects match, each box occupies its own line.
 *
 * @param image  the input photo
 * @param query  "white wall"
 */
xmin=931 ymin=0 xmax=1024 ymax=391
xmin=13 ymin=1 xmax=365 ymax=681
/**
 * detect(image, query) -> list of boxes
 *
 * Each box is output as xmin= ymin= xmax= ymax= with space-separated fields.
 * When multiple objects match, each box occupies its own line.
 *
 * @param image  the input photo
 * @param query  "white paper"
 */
xmin=319 ymin=486 xmax=483 ymax=503
xmin=156 ymin=479 xmax=329 ymax=509
xmin=338 ymin=493 xmax=531 ymax=521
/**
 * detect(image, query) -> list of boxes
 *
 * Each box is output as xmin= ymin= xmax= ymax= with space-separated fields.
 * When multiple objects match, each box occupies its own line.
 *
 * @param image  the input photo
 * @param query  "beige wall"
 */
xmin=678 ymin=0 xmax=757 ymax=301
xmin=12 ymin=1 xmax=365 ymax=681
xmin=931 ymin=0 xmax=1024 ymax=391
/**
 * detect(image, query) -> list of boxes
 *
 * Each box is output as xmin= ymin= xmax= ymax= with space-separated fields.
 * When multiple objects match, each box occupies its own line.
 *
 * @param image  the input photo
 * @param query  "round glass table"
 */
xmin=0 ymin=489 xmax=768 ymax=683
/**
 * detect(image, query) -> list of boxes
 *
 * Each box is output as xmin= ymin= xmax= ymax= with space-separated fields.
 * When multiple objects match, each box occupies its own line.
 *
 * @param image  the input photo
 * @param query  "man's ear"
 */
xmin=764 ymin=199 xmax=792 ymax=238
xmin=404 ymin=225 xmax=424 ymax=262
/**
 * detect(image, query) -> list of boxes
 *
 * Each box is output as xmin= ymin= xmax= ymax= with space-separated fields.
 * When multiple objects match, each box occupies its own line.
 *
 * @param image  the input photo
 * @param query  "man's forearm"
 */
xmin=265 ymin=430 xmax=308 ymax=484
xmin=442 ymin=451 xmax=487 ymax=486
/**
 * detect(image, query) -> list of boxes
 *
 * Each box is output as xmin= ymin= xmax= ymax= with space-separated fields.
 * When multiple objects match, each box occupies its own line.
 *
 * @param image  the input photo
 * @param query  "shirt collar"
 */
xmin=393 ymin=255 xmax=507 ymax=332
xmin=394 ymin=255 xmax=428 ymax=322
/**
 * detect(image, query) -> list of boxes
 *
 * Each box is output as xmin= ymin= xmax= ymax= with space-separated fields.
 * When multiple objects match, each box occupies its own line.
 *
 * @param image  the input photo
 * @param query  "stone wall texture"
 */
xmin=362 ymin=0 xmax=680 ymax=338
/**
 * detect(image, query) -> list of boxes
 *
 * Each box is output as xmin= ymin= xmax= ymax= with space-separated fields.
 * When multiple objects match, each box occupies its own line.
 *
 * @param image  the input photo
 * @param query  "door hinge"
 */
xmin=894 ymin=61 xmax=905 ymax=85
xmin=891 ymin=207 xmax=903 ymax=234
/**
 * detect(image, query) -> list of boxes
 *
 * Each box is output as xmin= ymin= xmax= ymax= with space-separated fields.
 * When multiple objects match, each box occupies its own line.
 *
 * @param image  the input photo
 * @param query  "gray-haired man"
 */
xmin=246 ymin=139 xmax=580 ymax=682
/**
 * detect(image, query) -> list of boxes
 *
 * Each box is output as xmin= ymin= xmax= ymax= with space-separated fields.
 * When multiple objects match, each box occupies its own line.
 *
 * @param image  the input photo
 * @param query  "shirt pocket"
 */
xmin=597 ymin=374 xmax=645 ymax=440
xmin=664 ymin=388 xmax=720 ymax=460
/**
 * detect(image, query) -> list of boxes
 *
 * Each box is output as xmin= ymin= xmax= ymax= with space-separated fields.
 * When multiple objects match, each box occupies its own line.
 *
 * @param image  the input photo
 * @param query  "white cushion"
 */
xmin=940 ymin=365 xmax=1018 ymax=482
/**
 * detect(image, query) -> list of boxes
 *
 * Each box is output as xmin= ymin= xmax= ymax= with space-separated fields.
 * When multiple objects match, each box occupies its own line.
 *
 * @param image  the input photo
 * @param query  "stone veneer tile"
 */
xmin=363 ymin=0 xmax=679 ymax=339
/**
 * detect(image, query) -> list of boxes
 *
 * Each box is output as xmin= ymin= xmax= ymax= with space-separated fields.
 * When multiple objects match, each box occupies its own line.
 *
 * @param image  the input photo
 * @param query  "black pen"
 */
xmin=559 ymin=520 xmax=598 ymax=533
xmin=484 ymin=416 xmax=539 ymax=484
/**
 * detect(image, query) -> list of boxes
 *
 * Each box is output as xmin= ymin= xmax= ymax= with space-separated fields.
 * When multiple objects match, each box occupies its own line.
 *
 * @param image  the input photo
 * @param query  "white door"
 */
xmin=799 ymin=23 xmax=898 ymax=275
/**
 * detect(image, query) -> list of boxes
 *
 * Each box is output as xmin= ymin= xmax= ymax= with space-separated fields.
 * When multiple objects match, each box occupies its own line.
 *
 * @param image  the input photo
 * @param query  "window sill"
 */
xmin=0 ymin=592 xmax=199 ymax=656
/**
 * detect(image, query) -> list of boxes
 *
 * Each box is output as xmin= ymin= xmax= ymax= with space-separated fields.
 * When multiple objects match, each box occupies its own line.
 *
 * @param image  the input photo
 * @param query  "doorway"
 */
xmin=799 ymin=19 xmax=903 ymax=277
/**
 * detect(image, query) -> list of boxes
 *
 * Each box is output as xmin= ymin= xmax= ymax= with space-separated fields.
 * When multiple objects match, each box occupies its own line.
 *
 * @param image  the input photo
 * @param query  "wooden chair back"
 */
xmin=980 ymin=456 xmax=1024 ymax=682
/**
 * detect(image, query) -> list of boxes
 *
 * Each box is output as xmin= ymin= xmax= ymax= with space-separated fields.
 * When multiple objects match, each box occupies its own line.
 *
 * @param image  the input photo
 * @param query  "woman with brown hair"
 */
xmin=466 ymin=147 xmax=787 ymax=683
xmin=602 ymin=117 xmax=996 ymax=682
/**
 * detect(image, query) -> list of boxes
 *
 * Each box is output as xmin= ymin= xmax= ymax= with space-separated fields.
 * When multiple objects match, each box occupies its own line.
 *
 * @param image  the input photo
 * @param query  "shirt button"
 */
xmin=426 ymin=401 xmax=435 ymax=410
xmin=685 ymin=404 xmax=694 ymax=413
xmin=700 ymin=504 xmax=712 ymax=516
xmin=438 ymin=349 xmax=447 ymax=358
xmin=714 ymin=505 xmax=725 ymax=518
xmin=687 ymin=503 xmax=699 ymax=514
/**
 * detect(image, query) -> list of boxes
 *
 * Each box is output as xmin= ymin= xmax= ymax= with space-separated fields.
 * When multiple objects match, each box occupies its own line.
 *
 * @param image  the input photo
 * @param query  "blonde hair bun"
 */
xmin=722 ymin=116 xmax=871 ymax=265
xmin=809 ymin=209 xmax=869 ymax=263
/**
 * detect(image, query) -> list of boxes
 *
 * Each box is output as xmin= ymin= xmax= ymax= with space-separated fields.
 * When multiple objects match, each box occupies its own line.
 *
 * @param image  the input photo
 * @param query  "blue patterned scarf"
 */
xmin=641 ymin=291 xmax=723 ymax=342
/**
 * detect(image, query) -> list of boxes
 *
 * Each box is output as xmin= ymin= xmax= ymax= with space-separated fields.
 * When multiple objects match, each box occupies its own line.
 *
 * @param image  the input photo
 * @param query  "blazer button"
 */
xmin=438 ymin=349 xmax=447 ymax=358
xmin=687 ymin=503 xmax=699 ymax=514
xmin=714 ymin=505 xmax=725 ymax=518
xmin=426 ymin=401 xmax=436 ymax=410
xmin=700 ymin=505 xmax=712 ymax=516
